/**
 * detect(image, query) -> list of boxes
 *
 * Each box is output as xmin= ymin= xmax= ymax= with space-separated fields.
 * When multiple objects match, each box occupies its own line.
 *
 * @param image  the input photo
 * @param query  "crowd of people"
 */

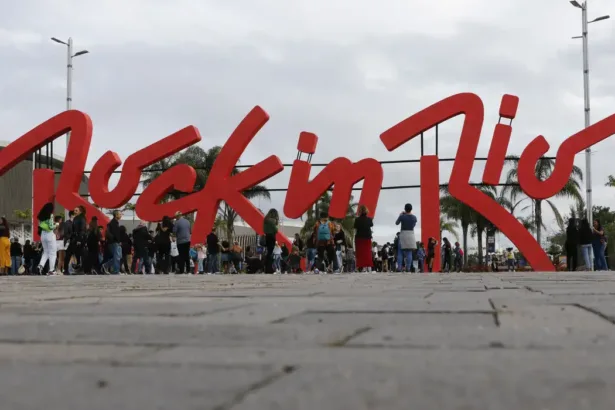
xmin=2 ymin=201 xmax=607 ymax=276
xmin=0 ymin=201 xmax=431 ymax=275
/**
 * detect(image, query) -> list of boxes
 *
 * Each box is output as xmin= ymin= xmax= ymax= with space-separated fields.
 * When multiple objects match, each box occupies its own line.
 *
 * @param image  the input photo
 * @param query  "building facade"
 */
xmin=0 ymin=142 xmax=89 ymax=242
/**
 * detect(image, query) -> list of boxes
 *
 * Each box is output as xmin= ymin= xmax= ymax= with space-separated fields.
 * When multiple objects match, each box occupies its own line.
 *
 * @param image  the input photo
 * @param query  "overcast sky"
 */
xmin=1 ymin=0 xmax=614 ymax=247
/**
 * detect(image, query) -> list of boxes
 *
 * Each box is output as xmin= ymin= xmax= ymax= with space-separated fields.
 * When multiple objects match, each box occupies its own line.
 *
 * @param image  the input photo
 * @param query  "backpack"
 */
xmin=317 ymin=222 xmax=331 ymax=241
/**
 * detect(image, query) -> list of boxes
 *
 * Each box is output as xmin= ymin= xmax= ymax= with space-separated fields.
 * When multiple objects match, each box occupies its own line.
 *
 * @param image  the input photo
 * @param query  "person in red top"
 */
xmin=353 ymin=205 xmax=374 ymax=272
xmin=313 ymin=212 xmax=336 ymax=273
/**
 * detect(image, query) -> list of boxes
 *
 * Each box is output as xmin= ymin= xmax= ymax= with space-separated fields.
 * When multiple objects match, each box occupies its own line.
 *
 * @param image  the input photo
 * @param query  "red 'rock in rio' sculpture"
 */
xmin=1 ymin=92 xmax=615 ymax=272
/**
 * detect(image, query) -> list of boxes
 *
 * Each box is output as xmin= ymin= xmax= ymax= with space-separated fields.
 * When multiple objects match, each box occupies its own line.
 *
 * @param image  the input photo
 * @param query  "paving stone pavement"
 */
xmin=1 ymin=272 xmax=615 ymax=409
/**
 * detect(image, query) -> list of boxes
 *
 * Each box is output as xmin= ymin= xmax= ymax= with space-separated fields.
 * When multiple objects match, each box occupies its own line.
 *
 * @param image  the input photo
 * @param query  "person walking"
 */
xmin=565 ymin=218 xmax=579 ymax=271
xmin=353 ymin=204 xmax=373 ymax=273
xmin=36 ymin=203 xmax=58 ymax=275
xmin=263 ymin=209 xmax=279 ymax=274
xmin=173 ymin=212 xmax=192 ymax=274
xmin=441 ymin=237 xmax=452 ymax=273
xmin=395 ymin=203 xmax=418 ymax=273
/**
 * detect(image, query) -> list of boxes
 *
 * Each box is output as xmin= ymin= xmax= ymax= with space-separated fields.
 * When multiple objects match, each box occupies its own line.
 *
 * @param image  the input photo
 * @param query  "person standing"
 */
xmin=173 ymin=212 xmax=192 ymax=274
xmin=102 ymin=210 xmax=122 ymax=274
xmin=453 ymin=242 xmax=463 ymax=272
xmin=579 ymin=218 xmax=593 ymax=271
xmin=441 ymin=237 xmax=452 ymax=273
xmin=36 ymin=203 xmax=58 ymax=275
xmin=132 ymin=222 xmax=153 ymax=274
xmin=333 ymin=223 xmax=346 ymax=273
xmin=155 ymin=216 xmax=173 ymax=274
xmin=23 ymin=240 xmax=34 ymax=274
xmin=65 ymin=206 xmax=87 ymax=274
xmin=10 ymin=238 xmax=22 ymax=275
xmin=395 ymin=203 xmax=418 ymax=273
xmin=565 ymin=218 xmax=579 ymax=271
xmin=272 ymin=241 xmax=282 ymax=273
xmin=0 ymin=217 xmax=10 ymax=275
xmin=54 ymin=215 xmax=65 ymax=274
xmin=206 ymin=230 xmax=220 ymax=274
xmin=293 ymin=233 xmax=304 ymax=252
xmin=313 ymin=212 xmax=336 ymax=273
xmin=426 ymin=237 xmax=438 ymax=273
xmin=120 ymin=226 xmax=132 ymax=274
xmin=416 ymin=243 xmax=426 ymax=273
xmin=592 ymin=219 xmax=607 ymax=271
xmin=263 ymin=209 xmax=279 ymax=274
xmin=170 ymin=234 xmax=180 ymax=273
xmin=85 ymin=217 xmax=102 ymax=274
xmin=353 ymin=205 xmax=373 ymax=273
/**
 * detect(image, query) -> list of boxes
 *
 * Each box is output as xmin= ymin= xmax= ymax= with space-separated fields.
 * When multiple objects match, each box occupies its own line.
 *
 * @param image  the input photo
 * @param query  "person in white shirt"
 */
xmin=272 ymin=242 xmax=282 ymax=273
xmin=170 ymin=234 xmax=180 ymax=273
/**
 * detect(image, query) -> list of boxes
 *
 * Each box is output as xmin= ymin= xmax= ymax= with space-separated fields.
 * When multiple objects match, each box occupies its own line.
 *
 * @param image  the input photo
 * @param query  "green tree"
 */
xmin=13 ymin=208 xmax=32 ymax=239
xmin=505 ymin=158 xmax=582 ymax=246
xmin=441 ymin=185 xmax=496 ymax=265
xmin=122 ymin=202 xmax=136 ymax=224
xmin=440 ymin=189 xmax=473 ymax=265
xmin=440 ymin=216 xmax=459 ymax=241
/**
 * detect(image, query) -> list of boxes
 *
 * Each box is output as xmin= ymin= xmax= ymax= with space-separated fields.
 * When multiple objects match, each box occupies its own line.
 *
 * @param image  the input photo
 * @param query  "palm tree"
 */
xmin=471 ymin=186 xmax=497 ymax=265
xmin=142 ymin=146 xmax=221 ymax=202
xmin=143 ymin=145 xmax=271 ymax=241
xmin=122 ymin=202 xmax=137 ymax=224
xmin=505 ymin=158 xmax=582 ymax=246
xmin=440 ymin=216 xmax=460 ymax=241
xmin=440 ymin=188 xmax=473 ymax=264
xmin=13 ymin=208 xmax=32 ymax=240
xmin=221 ymin=184 xmax=270 ymax=241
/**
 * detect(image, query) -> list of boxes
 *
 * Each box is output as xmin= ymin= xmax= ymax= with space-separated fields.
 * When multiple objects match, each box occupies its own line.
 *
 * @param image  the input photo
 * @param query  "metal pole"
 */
xmin=65 ymin=38 xmax=73 ymax=220
xmin=582 ymin=2 xmax=593 ymax=226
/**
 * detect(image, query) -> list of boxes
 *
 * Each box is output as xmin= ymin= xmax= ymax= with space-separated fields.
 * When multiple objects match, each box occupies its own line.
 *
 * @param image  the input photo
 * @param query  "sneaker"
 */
xmin=101 ymin=265 xmax=109 ymax=274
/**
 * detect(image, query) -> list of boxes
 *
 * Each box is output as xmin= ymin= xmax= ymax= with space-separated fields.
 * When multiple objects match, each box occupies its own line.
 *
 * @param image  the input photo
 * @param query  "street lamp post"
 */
xmin=569 ymin=1 xmax=610 ymax=226
xmin=50 ymin=37 xmax=89 ymax=219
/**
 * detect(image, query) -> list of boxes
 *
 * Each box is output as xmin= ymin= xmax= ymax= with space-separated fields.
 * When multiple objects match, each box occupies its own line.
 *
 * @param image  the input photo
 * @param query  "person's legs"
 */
xmin=592 ymin=243 xmax=601 ymax=270
xmin=121 ymin=254 xmax=129 ymax=273
xmin=326 ymin=244 xmax=336 ymax=272
xmin=581 ymin=245 xmax=592 ymax=270
xmin=11 ymin=256 xmax=18 ymax=275
xmin=64 ymin=241 xmax=74 ymax=274
xmin=599 ymin=243 xmax=607 ymax=271
xmin=317 ymin=246 xmax=326 ymax=271
xmin=42 ymin=232 xmax=57 ymax=274
xmin=110 ymin=243 xmax=121 ymax=274
xmin=396 ymin=244 xmax=402 ymax=271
